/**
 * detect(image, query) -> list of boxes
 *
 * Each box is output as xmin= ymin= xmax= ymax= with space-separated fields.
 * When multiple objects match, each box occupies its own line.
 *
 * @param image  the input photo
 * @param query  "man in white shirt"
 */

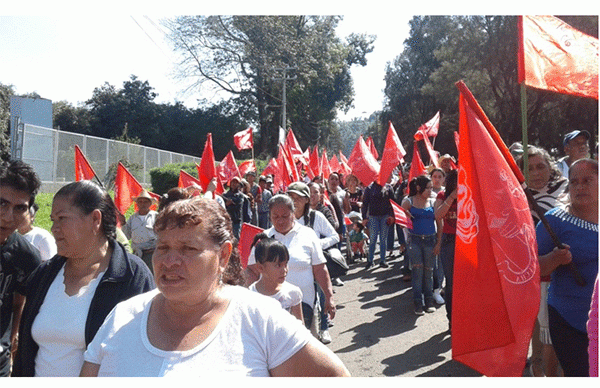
xmin=18 ymin=203 xmax=57 ymax=261
xmin=122 ymin=190 xmax=157 ymax=272
xmin=556 ymin=130 xmax=590 ymax=178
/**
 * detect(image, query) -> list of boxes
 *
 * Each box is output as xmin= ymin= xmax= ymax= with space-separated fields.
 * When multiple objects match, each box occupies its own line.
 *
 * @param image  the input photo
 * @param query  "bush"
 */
xmin=149 ymin=162 xmax=198 ymax=195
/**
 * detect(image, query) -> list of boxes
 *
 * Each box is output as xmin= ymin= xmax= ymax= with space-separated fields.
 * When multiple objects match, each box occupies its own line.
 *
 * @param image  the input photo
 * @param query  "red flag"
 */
xmin=262 ymin=158 xmax=283 ymax=193
xmin=408 ymin=143 xmax=427 ymax=183
xmin=309 ymin=146 xmax=321 ymax=178
xmin=365 ymin=136 xmax=379 ymax=160
xmin=239 ymin=223 xmax=264 ymax=268
xmin=219 ymin=150 xmax=241 ymax=185
xmin=282 ymin=143 xmax=300 ymax=182
xmin=114 ymin=162 xmax=143 ymax=215
xmin=178 ymin=170 xmax=202 ymax=192
xmin=389 ymin=199 xmax=413 ymax=229
xmin=238 ymin=160 xmax=256 ymax=177
xmin=518 ymin=15 xmax=598 ymax=100
xmin=233 ymin=127 xmax=253 ymax=151
xmin=414 ymin=129 xmax=439 ymax=168
xmin=453 ymin=81 xmax=540 ymax=377
xmin=418 ymin=111 xmax=441 ymax=138
xmin=347 ymin=136 xmax=380 ymax=187
xmin=284 ymin=128 xmax=305 ymax=163
xmin=453 ymin=131 xmax=460 ymax=153
xmin=198 ymin=133 xmax=218 ymax=192
xmin=74 ymin=145 xmax=97 ymax=182
xmin=339 ymin=151 xmax=349 ymax=165
xmin=329 ymin=154 xmax=341 ymax=174
xmin=320 ymin=149 xmax=331 ymax=180
xmin=379 ymin=122 xmax=407 ymax=185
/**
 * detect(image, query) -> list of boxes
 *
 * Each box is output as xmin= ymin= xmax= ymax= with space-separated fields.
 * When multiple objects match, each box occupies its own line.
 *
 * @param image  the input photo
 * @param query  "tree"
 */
xmin=0 ymin=83 xmax=14 ymax=162
xmin=164 ymin=15 xmax=374 ymax=156
xmin=53 ymin=100 xmax=92 ymax=134
xmin=383 ymin=15 xmax=598 ymax=160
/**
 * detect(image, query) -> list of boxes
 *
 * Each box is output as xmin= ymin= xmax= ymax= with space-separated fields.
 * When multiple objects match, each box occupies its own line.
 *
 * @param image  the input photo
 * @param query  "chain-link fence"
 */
xmin=19 ymin=124 xmax=201 ymax=192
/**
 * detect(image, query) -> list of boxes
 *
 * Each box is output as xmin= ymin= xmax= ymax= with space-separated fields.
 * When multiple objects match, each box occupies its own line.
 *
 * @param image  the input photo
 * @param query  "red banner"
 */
xmin=74 ymin=145 xmax=97 ymax=182
xmin=347 ymin=136 xmax=380 ymax=187
xmin=379 ymin=121 xmax=406 ymax=185
xmin=233 ymin=127 xmax=253 ymax=151
xmin=114 ymin=162 xmax=143 ymax=215
xmin=453 ymin=81 xmax=540 ymax=377
xmin=518 ymin=15 xmax=598 ymax=99
xmin=219 ymin=150 xmax=241 ymax=186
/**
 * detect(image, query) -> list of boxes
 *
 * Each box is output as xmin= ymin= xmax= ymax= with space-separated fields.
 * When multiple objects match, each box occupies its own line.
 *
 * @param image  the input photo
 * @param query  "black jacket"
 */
xmin=12 ymin=240 xmax=155 ymax=376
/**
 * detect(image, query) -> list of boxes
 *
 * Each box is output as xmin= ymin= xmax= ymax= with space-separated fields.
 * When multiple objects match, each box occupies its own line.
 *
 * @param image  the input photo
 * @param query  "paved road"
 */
xmin=325 ymin=248 xmax=483 ymax=377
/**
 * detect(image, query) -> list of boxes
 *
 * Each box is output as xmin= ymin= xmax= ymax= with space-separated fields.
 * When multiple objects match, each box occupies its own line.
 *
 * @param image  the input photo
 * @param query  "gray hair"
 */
xmin=269 ymin=193 xmax=295 ymax=212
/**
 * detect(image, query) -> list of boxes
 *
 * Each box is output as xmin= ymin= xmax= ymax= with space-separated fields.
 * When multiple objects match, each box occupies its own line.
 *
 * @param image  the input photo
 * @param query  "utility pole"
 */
xmin=273 ymin=66 xmax=297 ymax=130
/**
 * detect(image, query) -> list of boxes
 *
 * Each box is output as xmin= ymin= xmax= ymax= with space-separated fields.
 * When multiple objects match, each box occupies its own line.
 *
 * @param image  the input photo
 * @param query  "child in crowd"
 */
xmin=349 ymin=221 xmax=368 ymax=260
xmin=249 ymin=235 xmax=304 ymax=322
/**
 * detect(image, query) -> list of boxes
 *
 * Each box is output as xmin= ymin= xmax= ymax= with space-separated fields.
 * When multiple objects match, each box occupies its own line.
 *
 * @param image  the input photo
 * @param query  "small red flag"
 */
xmin=178 ymin=170 xmax=202 ymax=194
xmin=365 ymin=136 xmax=379 ymax=160
xmin=309 ymin=146 xmax=321 ymax=178
xmin=239 ymin=223 xmax=264 ymax=268
xmin=418 ymin=111 xmax=441 ymax=138
xmin=284 ymin=128 xmax=305 ymax=164
xmin=339 ymin=151 xmax=349 ymax=165
xmin=347 ymin=136 xmax=380 ymax=187
xmin=262 ymin=158 xmax=283 ymax=193
xmin=453 ymin=131 xmax=460 ymax=153
xmin=238 ymin=160 xmax=256 ymax=177
xmin=320 ymin=148 xmax=331 ymax=180
xmin=74 ymin=145 xmax=97 ymax=182
xmin=518 ymin=15 xmax=598 ymax=99
xmin=414 ymin=129 xmax=439 ymax=168
xmin=198 ymin=133 xmax=218 ymax=192
xmin=389 ymin=199 xmax=413 ymax=229
xmin=453 ymin=81 xmax=540 ymax=377
xmin=282 ymin=144 xmax=300 ymax=182
xmin=329 ymin=154 xmax=341 ymax=174
xmin=233 ymin=127 xmax=253 ymax=151
xmin=219 ymin=150 xmax=241 ymax=186
xmin=379 ymin=121 xmax=407 ymax=185
xmin=408 ymin=143 xmax=427 ymax=183
xmin=114 ymin=162 xmax=143 ymax=215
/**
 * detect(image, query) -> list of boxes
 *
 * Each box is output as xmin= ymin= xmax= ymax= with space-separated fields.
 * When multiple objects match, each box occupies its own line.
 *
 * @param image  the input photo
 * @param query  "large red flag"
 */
xmin=418 ymin=111 xmax=441 ymax=138
xmin=114 ymin=162 xmax=143 ymax=215
xmin=389 ymin=199 xmax=413 ymax=229
xmin=238 ymin=159 xmax=256 ymax=177
xmin=239 ymin=223 xmax=264 ymax=269
xmin=74 ymin=145 xmax=97 ymax=182
xmin=320 ymin=149 xmax=331 ymax=180
xmin=453 ymin=81 xmax=540 ymax=377
xmin=347 ymin=136 xmax=380 ymax=186
xmin=198 ymin=133 xmax=218 ymax=192
xmin=365 ymin=136 xmax=379 ymax=160
xmin=219 ymin=150 xmax=241 ymax=186
xmin=233 ymin=127 xmax=253 ymax=151
xmin=407 ymin=143 xmax=427 ymax=183
xmin=518 ymin=15 xmax=598 ymax=100
xmin=379 ymin=121 xmax=407 ymax=185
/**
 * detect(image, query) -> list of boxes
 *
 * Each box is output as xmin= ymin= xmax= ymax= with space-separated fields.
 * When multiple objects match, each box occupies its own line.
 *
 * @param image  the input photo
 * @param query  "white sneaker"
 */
xmin=433 ymin=289 xmax=445 ymax=304
xmin=332 ymin=278 xmax=344 ymax=286
xmin=319 ymin=330 xmax=332 ymax=344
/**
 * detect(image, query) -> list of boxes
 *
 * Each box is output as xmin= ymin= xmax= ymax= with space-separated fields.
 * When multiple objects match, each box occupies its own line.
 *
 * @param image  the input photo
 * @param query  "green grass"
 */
xmin=33 ymin=192 xmax=136 ymax=233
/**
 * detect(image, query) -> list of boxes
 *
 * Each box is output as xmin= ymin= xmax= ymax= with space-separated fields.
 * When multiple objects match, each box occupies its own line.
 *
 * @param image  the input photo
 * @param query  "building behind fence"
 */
xmin=13 ymin=123 xmax=201 ymax=193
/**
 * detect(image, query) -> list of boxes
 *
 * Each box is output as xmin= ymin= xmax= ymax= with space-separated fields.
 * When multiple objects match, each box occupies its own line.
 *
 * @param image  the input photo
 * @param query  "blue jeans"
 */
xmin=368 ymin=215 xmax=390 ymax=265
xmin=440 ymin=233 xmax=455 ymax=322
xmin=433 ymin=255 xmax=445 ymax=290
xmin=407 ymin=233 xmax=436 ymax=304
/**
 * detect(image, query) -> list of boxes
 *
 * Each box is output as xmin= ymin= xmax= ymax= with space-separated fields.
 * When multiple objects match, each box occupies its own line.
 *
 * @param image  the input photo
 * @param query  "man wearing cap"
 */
xmin=556 ymin=130 xmax=591 ymax=178
xmin=122 ymin=189 xmax=158 ymax=272
xmin=223 ymin=177 xmax=244 ymax=238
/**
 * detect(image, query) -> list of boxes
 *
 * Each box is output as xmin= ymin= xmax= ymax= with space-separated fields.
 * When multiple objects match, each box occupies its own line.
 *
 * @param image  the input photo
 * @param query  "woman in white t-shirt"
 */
xmin=80 ymin=197 xmax=349 ymax=377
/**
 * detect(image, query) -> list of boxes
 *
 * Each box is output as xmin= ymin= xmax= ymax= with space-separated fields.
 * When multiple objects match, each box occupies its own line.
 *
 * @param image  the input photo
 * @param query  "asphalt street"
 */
xmin=325 ymin=247 xmax=483 ymax=377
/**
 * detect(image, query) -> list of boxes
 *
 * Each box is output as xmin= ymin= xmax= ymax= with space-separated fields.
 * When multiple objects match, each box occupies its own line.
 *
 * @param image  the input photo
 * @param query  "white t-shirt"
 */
xmin=248 ymin=222 xmax=326 ymax=307
xmin=123 ymin=211 xmax=157 ymax=246
xmin=31 ymin=265 xmax=105 ymax=376
xmin=84 ymin=286 xmax=312 ymax=377
xmin=22 ymin=226 xmax=57 ymax=261
xmin=249 ymin=280 xmax=303 ymax=312
xmin=297 ymin=210 xmax=340 ymax=250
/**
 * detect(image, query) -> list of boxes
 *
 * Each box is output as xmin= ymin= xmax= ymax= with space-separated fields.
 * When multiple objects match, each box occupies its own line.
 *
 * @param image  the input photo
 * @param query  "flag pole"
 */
xmin=520 ymin=83 xmax=529 ymax=183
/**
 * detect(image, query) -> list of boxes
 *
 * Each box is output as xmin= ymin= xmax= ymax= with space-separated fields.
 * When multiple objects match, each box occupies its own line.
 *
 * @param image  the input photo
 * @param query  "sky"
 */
xmin=0 ymin=7 xmax=412 ymax=121
xmin=2 ymin=2 xmax=595 ymax=122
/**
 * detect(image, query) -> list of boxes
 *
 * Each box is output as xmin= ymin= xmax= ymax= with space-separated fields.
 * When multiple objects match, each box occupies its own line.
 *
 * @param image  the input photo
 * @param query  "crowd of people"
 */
xmin=0 ymin=128 xmax=597 ymax=377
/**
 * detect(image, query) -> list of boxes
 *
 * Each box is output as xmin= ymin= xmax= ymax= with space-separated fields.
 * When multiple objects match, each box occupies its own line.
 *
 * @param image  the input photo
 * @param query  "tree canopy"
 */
xmin=164 ymin=15 xmax=375 ymax=157
xmin=382 ymin=15 xmax=598 ymax=160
